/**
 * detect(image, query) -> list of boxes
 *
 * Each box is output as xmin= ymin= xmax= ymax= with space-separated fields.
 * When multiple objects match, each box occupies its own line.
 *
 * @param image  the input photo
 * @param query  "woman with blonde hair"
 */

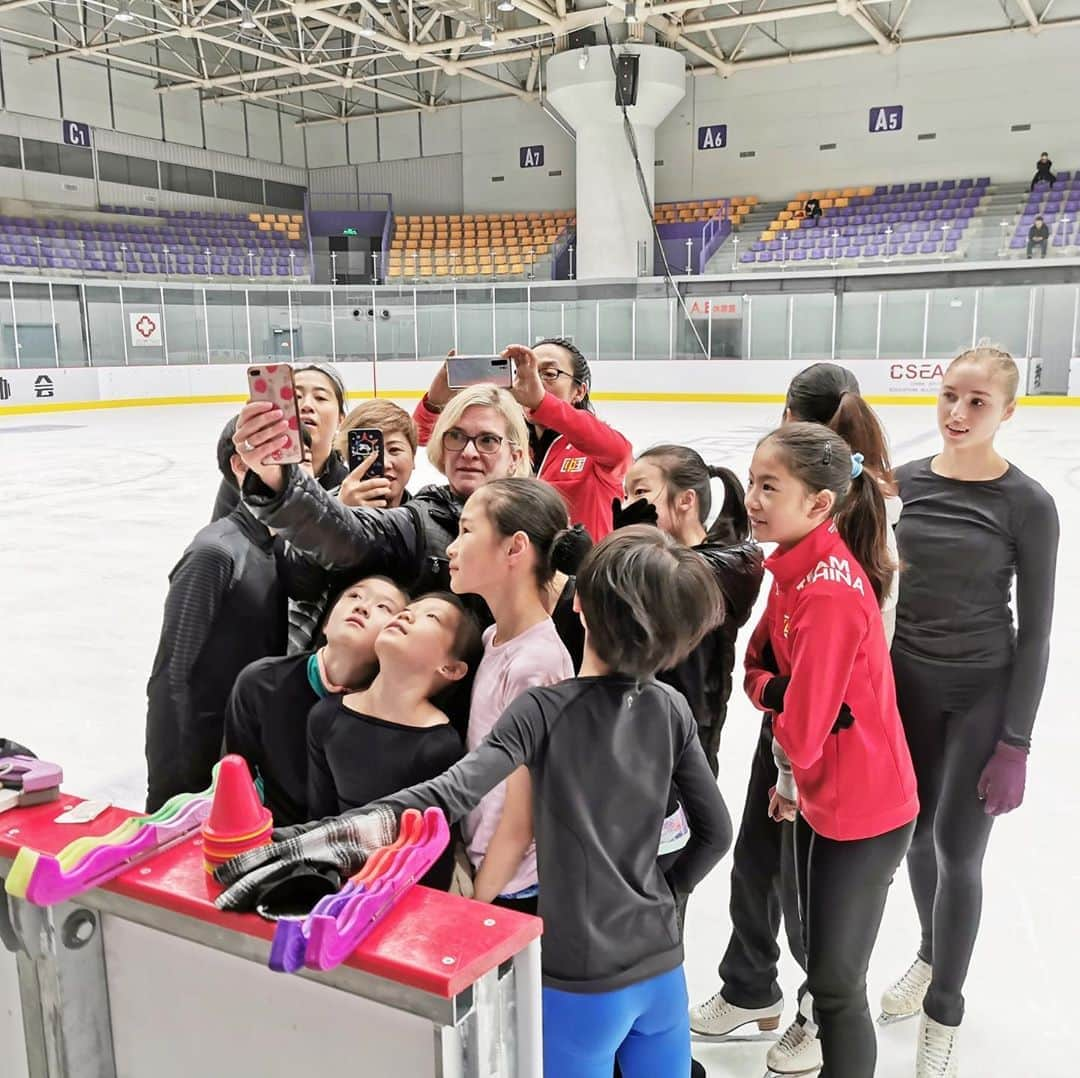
xmin=231 ymin=383 xmax=530 ymax=599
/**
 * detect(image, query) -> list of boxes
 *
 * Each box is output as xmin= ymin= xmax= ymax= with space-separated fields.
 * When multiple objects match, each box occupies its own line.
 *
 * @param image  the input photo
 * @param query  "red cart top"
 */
xmin=0 ymin=795 xmax=541 ymax=998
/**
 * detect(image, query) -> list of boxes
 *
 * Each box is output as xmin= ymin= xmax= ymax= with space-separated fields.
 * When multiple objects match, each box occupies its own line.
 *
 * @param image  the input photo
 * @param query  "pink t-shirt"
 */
xmin=463 ymin=618 xmax=574 ymax=895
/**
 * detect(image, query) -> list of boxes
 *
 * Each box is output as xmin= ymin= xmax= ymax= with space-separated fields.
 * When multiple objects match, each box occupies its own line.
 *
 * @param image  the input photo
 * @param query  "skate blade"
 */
xmin=877 ymin=1010 xmax=919 ymax=1026
xmin=764 ymin=1068 xmax=821 ymax=1077
xmin=691 ymin=1030 xmax=780 ymax=1045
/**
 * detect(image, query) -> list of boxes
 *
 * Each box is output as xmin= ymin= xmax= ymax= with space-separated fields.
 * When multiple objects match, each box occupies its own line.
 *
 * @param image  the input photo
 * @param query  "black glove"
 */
xmin=611 ymin=497 xmax=658 ymax=530
xmin=831 ymin=703 xmax=854 ymax=734
xmin=762 ymin=676 xmax=854 ymax=733
xmin=761 ymin=675 xmax=789 ymax=713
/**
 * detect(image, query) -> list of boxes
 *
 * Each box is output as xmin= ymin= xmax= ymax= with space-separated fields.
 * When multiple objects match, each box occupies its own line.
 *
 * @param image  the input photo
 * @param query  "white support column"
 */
xmin=546 ymin=45 xmax=685 ymax=280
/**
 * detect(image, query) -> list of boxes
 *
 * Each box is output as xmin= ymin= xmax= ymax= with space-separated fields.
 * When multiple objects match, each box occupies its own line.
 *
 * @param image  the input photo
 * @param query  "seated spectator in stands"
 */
xmin=1027 ymin=215 xmax=1050 ymax=259
xmin=1032 ymin=152 xmax=1055 ymax=191
xmin=415 ymin=342 xmax=632 ymax=540
xmin=145 ymin=418 xmax=287 ymax=811
xmin=224 ymin=576 xmax=408 ymax=826
xmin=334 ymin=399 xmax=418 ymax=510
xmin=803 ymin=196 xmax=823 ymax=225
xmin=212 ymin=363 xmax=349 ymax=521
xmin=305 ymin=593 xmax=483 ymax=889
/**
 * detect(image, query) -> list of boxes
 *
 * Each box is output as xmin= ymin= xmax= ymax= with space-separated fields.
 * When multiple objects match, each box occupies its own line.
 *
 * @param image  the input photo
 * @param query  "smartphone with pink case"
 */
xmin=246 ymin=363 xmax=304 ymax=465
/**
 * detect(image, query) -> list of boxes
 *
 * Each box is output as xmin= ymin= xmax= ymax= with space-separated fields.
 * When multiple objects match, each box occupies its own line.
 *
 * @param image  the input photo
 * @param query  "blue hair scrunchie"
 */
xmin=851 ymin=452 xmax=865 ymax=479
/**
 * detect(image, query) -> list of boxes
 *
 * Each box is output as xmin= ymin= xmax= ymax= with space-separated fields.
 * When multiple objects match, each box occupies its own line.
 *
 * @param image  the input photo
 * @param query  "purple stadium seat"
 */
xmin=901 ymin=243 xmax=918 ymax=255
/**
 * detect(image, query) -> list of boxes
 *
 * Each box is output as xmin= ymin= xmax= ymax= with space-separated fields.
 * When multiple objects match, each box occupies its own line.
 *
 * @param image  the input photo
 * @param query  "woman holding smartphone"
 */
xmin=415 ymin=341 xmax=633 ymax=540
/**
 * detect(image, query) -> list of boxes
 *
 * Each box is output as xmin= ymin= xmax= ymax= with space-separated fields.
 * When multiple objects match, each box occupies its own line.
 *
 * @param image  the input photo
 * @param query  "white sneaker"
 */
xmin=765 ymin=1019 xmax=823 ymax=1074
xmin=689 ymin=990 xmax=783 ymax=1039
xmin=879 ymin=956 xmax=933 ymax=1024
xmin=915 ymin=1012 xmax=959 ymax=1077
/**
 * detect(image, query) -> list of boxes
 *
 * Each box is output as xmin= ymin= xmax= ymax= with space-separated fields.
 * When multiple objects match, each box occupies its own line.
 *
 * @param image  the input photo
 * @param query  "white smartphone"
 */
xmin=446 ymin=354 xmax=513 ymax=390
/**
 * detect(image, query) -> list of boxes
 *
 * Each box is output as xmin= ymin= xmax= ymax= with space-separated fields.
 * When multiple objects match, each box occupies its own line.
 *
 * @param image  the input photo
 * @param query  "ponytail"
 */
xmin=760 ymin=422 xmax=895 ymax=604
xmin=829 ymin=391 xmax=895 ymax=493
xmin=786 ymin=362 xmax=895 ymax=495
xmin=833 ymin=470 xmax=893 ymax=605
xmin=704 ymin=465 xmax=751 ymax=545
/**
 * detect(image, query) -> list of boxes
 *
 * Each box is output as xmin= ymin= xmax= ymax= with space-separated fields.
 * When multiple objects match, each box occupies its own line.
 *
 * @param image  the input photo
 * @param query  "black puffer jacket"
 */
xmin=214 ymin=451 xmax=348 ymax=523
xmin=242 ymin=465 xmax=465 ymax=597
xmin=657 ymin=538 xmax=764 ymax=773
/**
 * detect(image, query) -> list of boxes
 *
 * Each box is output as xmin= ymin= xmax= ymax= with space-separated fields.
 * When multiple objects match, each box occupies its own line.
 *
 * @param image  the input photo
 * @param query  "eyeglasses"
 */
xmin=539 ymin=367 xmax=578 ymax=385
xmin=443 ymin=428 xmax=507 ymax=455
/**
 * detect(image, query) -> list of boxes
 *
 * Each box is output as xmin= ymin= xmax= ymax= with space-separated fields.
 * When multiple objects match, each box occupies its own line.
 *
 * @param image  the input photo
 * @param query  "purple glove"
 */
xmin=977 ymin=742 xmax=1028 ymax=816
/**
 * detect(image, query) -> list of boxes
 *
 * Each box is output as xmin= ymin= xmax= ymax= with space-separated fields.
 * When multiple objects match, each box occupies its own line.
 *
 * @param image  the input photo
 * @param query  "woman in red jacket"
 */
xmin=743 ymin=420 xmax=918 ymax=1078
xmin=415 ymin=339 xmax=632 ymax=540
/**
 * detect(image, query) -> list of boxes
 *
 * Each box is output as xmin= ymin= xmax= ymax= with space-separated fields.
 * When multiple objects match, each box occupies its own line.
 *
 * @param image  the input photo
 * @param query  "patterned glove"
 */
xmin=977 ymin=742 xmax=1028 ymax=816
xmin=213 ymin=806 xmax=398 ymax=911
xmin=611 ymin=497 xmax=658 ymax=530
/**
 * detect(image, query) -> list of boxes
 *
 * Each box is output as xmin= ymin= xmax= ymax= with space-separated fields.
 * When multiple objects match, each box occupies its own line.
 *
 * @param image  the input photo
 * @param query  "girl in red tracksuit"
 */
xmin=414 ymin=339 xmax=632 ymax=540
xmin=743 ymin=420 xmax=918 ymax=1078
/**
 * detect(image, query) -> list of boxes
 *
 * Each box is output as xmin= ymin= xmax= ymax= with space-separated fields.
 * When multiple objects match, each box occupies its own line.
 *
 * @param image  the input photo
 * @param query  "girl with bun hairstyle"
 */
xmin=882 ymin=345 xmax=1059 ymax=1077
xmin=446 ymin=477 xmax=590 ymax=913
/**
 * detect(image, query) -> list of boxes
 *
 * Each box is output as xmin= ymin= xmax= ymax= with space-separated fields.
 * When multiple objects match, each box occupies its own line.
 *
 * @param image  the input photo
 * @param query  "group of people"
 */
xmin=143 ymin=338 xmax=1058 ymax=1078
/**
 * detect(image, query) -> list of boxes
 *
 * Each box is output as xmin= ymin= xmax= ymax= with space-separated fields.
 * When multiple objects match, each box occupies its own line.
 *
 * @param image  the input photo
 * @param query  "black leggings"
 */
xmin=717 ymin=722 xmax=805 ymax=1008
xmin=796 ymin=814 xmax=914 ymax=1078
xmin=892 ymin=649 xmax=1009 ymax=1026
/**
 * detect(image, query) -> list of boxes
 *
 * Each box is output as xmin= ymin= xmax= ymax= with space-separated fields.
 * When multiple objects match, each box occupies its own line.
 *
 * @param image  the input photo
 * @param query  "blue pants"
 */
xmin=542 ymin=966 xmax=690 ymax=1078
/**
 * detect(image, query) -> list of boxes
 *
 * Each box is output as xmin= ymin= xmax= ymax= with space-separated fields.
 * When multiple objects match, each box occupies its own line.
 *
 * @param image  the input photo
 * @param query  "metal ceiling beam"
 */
xmin=836 ymin=0 xmax=895 ymax=52
xmin=1016 ymin=0 xmax=1040 ymax=30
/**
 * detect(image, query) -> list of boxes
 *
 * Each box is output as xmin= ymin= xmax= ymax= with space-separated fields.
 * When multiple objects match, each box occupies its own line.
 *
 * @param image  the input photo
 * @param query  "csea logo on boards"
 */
xmin=887 ymin=361 xmax=946 ymax=394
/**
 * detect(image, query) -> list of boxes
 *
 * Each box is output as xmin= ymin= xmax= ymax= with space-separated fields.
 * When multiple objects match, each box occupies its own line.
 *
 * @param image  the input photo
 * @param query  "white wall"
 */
xmin=0 ymin=41 xmax=298 ymax=169
xmin=301 ymin=27 xmax=1080 ymax=213
xmin=665 ymin=30 xmax=1080 ymax=202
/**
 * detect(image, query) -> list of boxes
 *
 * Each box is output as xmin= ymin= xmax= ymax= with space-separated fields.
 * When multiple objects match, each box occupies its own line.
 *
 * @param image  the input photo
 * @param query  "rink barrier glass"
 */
xmin=1 ymin=262 xmax=1079 ymax=373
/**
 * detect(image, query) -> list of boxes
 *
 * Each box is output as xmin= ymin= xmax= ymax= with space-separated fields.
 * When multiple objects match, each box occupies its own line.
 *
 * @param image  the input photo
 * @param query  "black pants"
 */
xmin=717 ymin=722 xmax=805 ymax=1008
xmin=493 ymin=892 xmax=539 ymax=917
xmin=893 ymin=649 xmax=1009 ymax=1027
xmin=1027 ymin=238 xmax=1048 ymax=259
xmin=796 ymin=814 xmax=914 ymax=1078
xmin=1031 ymin=171 xmax=1055 ymax=190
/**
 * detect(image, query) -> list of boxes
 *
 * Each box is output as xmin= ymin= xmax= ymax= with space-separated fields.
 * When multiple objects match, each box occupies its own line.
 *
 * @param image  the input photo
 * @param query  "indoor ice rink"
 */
xmin=1 ymin=0 xmax=1079 ymax=1075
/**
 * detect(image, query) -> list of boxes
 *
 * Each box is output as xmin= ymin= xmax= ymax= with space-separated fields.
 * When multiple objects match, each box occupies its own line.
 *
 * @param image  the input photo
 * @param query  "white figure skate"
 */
xmin=878 ymin=956 xmax=932 ymax=1025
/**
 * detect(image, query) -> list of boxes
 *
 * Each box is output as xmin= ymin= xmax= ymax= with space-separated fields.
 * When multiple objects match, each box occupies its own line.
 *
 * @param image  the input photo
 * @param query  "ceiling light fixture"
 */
xmin=497 ymin=0 xmax=514 ymax=11
xmin=479 ymin=24 xmax=495 ymax=47
xmin=359 ymin=13 xmax=377 ymax=37
xmin=578 ymin=46 xmax=589 ymax=70
xmin=115 ymin=0 xmax=135 ymax=22
xmin=239 ymin=7 xmax=257 ymax=28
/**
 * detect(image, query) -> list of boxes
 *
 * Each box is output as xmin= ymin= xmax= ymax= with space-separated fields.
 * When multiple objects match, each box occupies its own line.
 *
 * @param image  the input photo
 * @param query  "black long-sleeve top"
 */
xmin=373 ymin=677 xmax=732 ymax=993
xmin=223 ymin=652 xmax=320 ymax=827
xmin=306 ymin=696 xmax=464 ymax=889
xmin=144 ymin=506 xmax=286 ymax=810
xmin=658 ymin=539 xmax=764 ymax=757
xmin=893 ymin=457 xmax=1059 ymax=747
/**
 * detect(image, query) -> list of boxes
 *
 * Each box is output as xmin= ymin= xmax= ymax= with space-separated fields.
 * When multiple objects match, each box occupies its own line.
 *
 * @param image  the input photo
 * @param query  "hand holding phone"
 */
xmin=245 ymin=364 xmax=303 ymax=466
xmin=341 ymin=428 xmax=393 ymax=508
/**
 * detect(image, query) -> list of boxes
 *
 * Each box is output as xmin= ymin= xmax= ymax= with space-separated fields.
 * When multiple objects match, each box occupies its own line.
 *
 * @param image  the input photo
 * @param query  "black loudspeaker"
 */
xmin=615 ymin=53 xmax=639 ymax=107
xmin=567 ymin=28 xmax=595 ymax=49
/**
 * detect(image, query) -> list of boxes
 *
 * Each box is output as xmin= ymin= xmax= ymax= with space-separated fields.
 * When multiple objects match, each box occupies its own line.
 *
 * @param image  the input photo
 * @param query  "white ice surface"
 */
xmin=1 ymin=399 xmax=1076 ymax=1075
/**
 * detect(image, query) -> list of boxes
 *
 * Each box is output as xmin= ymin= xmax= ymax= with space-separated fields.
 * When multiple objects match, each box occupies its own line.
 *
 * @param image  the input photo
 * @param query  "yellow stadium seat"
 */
xmin=247 ymin=213 xmax=262 ymax=223
xmin=841 ymin=188 xmax=857 ymax=199
xmin=819 ymin=198 xmax=834 ymax=209
xmin=785 ymin=219 xmax=800 ymax=231
xmin=761 ymin=230 xmax=776 ymax=242
xmin=258 ymin=222 xmax=271 ymax=232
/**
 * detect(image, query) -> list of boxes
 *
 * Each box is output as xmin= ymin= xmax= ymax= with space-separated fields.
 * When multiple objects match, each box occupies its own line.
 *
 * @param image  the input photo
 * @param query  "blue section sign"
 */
xmin=697 ymin=124 xmax=727 ymax=151
xmin=869 ymin=105 xmax=903 ymax=133
xmin=519 ymin=145 xmax=544 ymax=168
xmin=62 ymin=119 xmax=91 ymax=148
